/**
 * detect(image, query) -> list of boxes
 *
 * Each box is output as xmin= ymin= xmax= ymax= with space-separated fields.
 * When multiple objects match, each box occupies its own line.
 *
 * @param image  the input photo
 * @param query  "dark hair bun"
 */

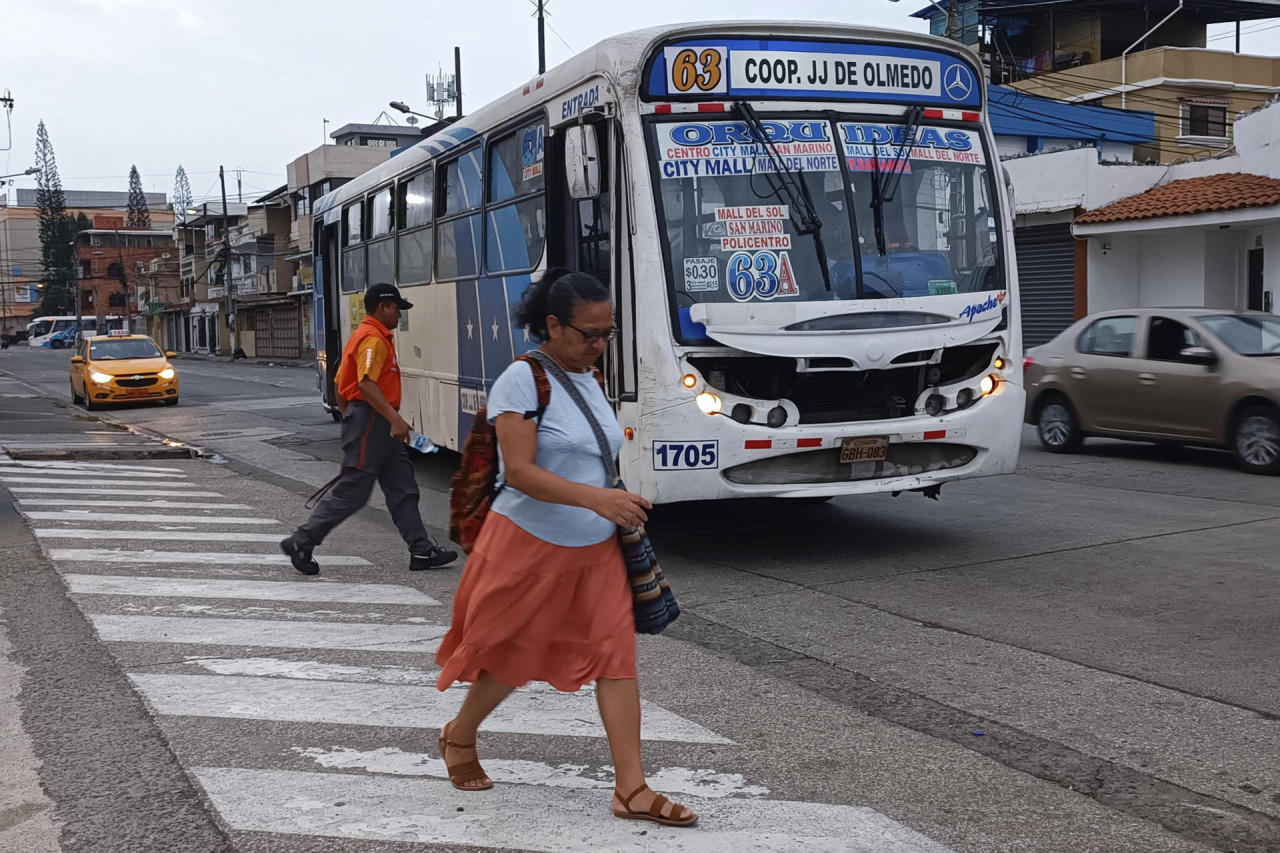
xmin=513 ymin=268 xmax=609 ymax=342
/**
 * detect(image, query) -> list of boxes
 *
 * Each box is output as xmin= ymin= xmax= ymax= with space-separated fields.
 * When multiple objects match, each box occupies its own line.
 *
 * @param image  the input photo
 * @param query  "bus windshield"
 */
xmin=653 ymin=115 xmax=1003 ymax=332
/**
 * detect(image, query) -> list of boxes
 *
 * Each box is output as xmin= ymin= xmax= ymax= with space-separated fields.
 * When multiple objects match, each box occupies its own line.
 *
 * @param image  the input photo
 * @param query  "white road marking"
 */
xmin=51 ymin=550 xmax=365 ymax=565
xmin=8 ymin=488 xmax=223 ymax=497
xmin=37 ymin=529 xmax=297 ymax=542
xmin=0 ymin=461 xmax=186 ymax=473
xmin=191 ymin=657 xmax=446 ymax=685
xmin=19 ymin=499 xmax=251 ymax=509
xmin=207 ymin=396 xmax=320 ymax=412
xmin=296 ymin=745 xmax=770 ymax=798
xmin=65 ymin=575 xmax=438 ymax=605
xmin=192 ymin=768 xmax=951 ymax=852
xmin=27 ymin=511 xmax=276 ymax=524
xmin=95 ymin=616 xmax=438 ymax=651
xmin=1 ymin=477 xmax=198 ymax=487
xmin=115 ymin=603 xmax=414 ymax=622
xmin=129 ymin=674 xmax=733 ymax=743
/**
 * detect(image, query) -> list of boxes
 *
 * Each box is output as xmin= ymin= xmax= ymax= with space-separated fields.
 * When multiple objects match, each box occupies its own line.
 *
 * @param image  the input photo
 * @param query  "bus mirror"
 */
xmin=564 ymin=124 xmax=601 ymax=200
xmin=1002 ymin=165 xmax=1015 ymax=213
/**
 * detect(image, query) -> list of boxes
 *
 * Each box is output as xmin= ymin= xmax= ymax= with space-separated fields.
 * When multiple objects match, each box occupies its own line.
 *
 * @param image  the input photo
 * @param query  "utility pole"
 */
xmin=455 ymin=46 xmax=463 ymax=117
xmin=536 ymin=0 xmax=546 ymax=74
xmin=219 ymin=166 xmax=238 ymax=357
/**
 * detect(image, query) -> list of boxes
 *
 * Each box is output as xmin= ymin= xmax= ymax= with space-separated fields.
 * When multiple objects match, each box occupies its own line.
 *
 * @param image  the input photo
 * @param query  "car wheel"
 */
xmin=163 ymin=396 xmax=179 ymax=407
xmin=1232 ymin=407 xmax=1280 ymax=475
xmin=83 ymin=393 xmax=97 ymax=411
xmin=69 ymin=382 xmax=82 ymax=405
xmin=1037 ymin=397 xmax=1083 ymax=453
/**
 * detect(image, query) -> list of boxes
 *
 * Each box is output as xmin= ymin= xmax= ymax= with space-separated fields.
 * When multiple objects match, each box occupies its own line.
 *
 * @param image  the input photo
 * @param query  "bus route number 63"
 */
xmin=665 ymin=46 xmax=728 ymax=94
xmin=653 ymin=440 xmax=719 ymax=470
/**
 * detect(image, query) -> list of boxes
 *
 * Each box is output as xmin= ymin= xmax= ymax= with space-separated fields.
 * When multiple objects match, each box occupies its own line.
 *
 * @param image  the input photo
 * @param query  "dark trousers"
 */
xmin=295 ymin=402 xmax=431 ymax=554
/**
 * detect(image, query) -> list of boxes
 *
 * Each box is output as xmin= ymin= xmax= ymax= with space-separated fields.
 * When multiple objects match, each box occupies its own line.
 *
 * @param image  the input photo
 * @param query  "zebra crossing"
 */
xmin=5 ymin=457 xmax=954 ymax=852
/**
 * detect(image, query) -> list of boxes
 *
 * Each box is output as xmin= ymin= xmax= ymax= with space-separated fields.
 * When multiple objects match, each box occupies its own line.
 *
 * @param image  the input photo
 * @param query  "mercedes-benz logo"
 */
xmin=944 ymin=64 xmax=974 ymax=102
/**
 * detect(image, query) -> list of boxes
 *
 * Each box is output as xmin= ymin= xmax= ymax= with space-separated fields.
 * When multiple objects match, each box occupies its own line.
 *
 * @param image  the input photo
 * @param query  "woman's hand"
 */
xmin=591 ymin=487 xmax=652 ymax=529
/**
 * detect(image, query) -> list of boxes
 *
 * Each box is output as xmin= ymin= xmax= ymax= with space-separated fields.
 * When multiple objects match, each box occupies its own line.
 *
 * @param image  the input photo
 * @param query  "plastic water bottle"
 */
xmin=408 ymin=430 xmax=439 ymax=454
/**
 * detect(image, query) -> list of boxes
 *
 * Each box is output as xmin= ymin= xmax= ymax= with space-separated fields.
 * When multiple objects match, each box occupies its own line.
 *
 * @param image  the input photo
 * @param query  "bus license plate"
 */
xmin=125 ymin=388 xmax=149 ymax=397
xmin=840 ymin=436 xmax=888 ymax=463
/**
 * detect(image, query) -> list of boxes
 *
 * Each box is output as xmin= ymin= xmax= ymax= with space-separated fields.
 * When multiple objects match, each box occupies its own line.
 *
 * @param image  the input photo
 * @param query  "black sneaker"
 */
xmin=280 ymin=535 xmax=320 ymax=576
xmin=410 ymin=547 xmax=458 ymax=571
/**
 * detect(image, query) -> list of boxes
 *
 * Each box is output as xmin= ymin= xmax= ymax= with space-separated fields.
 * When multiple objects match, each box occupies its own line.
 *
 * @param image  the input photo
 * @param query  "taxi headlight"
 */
xmin=89 ymin=371 xmax=112 ymax=384
xmin=159 ymin=367 xmax=176 ymax=380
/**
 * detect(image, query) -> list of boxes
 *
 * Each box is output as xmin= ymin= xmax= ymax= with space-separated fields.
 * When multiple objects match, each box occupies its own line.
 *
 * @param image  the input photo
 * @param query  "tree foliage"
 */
xmin=172 ymin=165 xmax=193 ymax=222
xmin=126 ymin=164 xmax=151 ymax=228
xmin=34 ymin=121 xmax=76 ymax=315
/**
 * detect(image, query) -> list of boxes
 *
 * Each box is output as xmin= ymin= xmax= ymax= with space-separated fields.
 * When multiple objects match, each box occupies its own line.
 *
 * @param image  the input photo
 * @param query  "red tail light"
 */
xmin=1023 ymin=355 xmax=1034 ymax=370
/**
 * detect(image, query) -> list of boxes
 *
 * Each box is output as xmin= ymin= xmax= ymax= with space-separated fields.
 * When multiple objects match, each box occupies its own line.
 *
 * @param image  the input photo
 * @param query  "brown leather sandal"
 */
xmin=437 ymin=727 xmax=493 ymax=791
xmin=612 ymin=785 xmax=698 ymax=827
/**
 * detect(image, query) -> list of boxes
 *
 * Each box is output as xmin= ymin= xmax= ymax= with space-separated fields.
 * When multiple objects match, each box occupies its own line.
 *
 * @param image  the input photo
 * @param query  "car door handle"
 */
xmin=1071 ymin=367 xmax=1087 ymax=379
xmin=1138 ymin=373 xmax=1156 ymax=385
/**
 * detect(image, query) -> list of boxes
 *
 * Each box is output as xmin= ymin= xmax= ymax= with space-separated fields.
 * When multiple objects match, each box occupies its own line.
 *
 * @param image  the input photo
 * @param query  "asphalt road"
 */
xmin=2 ymin=344 xmax=1278 ymax=853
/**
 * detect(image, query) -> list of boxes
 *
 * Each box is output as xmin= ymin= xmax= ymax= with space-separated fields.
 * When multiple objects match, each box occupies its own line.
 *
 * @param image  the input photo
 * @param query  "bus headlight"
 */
xmin=90 ymin=371 xmax=112 ymax=384
xmin=696 ymin=392 xmax=722 ymax=415
xmin=159 ymin=367 xmax=176 ymax=379
xmin=980 ymin=374 xmax=998 ymax=396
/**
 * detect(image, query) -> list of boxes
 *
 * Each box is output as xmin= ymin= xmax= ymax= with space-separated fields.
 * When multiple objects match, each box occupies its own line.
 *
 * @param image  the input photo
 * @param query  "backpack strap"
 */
xmin=514 ymin=353 xmax=553 ymax=424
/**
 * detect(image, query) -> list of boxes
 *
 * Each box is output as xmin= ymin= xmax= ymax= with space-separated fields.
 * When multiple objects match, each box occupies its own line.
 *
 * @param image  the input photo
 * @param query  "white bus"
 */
xmin=27 ymin=315 xmax=125 ymax=348
xmin=311 ymin=21 xmax=1023 ymax=503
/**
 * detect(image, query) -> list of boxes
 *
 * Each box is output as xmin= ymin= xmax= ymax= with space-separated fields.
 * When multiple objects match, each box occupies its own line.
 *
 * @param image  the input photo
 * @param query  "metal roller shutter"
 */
xmin=1015 ymin=224 xmax=1077 ymax=347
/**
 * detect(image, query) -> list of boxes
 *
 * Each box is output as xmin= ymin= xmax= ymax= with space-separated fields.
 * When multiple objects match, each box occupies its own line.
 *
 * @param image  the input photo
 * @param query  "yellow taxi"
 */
xmin=69 ymin=330 xmax=180 ymax=409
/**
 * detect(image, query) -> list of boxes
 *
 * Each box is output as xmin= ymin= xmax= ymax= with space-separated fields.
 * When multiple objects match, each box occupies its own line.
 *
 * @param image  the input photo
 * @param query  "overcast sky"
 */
xmin=5 ymin=0 xmax=1280 ymax=205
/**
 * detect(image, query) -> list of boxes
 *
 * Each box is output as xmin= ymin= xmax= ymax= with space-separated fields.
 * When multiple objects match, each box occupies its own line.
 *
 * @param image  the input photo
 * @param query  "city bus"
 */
xmin=311 ymin=21 xmax=1023 ymax=504
xmin=27 ymin=315 xmax=124 ymax=348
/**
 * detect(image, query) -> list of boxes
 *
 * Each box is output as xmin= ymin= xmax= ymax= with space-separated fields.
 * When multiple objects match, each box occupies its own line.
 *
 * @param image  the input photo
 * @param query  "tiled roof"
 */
xmin=1074 ymin=173 xmax=1280 ymax=225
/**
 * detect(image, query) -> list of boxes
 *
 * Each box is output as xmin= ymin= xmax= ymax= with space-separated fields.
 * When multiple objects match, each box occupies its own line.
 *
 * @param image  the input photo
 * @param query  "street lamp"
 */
xmin=0 ymin=167 xmax=39 ymax=181
xmin=888 ymin=0 xmax=958 ymax=41
xmin=389 ymin=101 xmax=433 ymax=129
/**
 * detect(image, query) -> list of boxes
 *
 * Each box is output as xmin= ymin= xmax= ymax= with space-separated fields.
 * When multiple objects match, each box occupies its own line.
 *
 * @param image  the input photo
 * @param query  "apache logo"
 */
xmin=958 ymin=291 xmax=1006 ymax=323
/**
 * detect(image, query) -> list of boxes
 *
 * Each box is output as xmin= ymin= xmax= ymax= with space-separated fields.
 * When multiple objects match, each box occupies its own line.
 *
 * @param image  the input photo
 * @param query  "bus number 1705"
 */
xmin=653 ymin=441 xmax=719 ymax=470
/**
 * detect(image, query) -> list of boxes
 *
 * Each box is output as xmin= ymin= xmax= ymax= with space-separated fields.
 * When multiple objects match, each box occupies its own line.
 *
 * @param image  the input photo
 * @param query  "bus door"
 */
xmin=314 ymin=213 xmax=343 ymax=414
xmin=554 ymin=106 xmax=637 ymax=407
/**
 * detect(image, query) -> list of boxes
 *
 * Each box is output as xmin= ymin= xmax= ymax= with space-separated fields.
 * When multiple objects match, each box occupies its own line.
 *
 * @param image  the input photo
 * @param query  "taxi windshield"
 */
xmin=90 ymin=339 xmax=163 ymax=360
xmin=651 ymin=114 xmax=1004 ymax=338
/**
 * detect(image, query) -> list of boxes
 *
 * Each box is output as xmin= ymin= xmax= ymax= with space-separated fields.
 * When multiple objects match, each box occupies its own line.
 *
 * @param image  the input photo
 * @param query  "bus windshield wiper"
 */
xmin=881 ymin=105 xmax=923 ymax=203
xmin=735 ymin=102 xmax=832 ymax=292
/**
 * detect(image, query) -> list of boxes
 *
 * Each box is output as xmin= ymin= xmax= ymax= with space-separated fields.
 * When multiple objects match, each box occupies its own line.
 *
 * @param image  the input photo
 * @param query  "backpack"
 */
xmin=448 ymin=355 xmax=552 ymax=554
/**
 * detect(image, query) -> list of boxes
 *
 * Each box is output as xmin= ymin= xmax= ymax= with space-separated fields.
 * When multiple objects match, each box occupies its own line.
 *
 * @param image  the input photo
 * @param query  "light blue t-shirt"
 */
xmin=487 ymin=359 xmax=624 ymax=547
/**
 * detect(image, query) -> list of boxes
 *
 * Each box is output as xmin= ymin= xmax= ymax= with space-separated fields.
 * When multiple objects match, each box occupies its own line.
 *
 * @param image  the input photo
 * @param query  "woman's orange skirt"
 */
xmin=435 ymin=511 xmax=636 ymax=693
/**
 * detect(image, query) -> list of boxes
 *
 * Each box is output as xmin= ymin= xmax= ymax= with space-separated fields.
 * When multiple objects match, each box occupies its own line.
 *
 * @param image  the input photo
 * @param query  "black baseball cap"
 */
xmin=364 ymin=282 xmax=413 ymax=311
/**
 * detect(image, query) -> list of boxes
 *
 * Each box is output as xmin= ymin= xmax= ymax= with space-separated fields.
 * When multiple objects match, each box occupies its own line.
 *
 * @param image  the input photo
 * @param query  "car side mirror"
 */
xmin=165 ymin=351 xmax=177 ymax=358
xmin=1180 ymin=346 xmax=1218 ymax=366
xmin=71 ymin=355 xmax=84 ymax=364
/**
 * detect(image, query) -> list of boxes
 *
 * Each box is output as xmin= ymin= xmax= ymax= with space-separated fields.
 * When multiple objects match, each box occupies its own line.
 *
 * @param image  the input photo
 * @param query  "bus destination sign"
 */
xmin=646 ymin=38 xmax=982 ymax=110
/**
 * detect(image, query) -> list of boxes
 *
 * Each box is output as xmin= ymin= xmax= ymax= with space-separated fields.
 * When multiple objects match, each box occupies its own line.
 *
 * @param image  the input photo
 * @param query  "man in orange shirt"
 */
xmin=281 ymin=283 xmax=457 ymax=574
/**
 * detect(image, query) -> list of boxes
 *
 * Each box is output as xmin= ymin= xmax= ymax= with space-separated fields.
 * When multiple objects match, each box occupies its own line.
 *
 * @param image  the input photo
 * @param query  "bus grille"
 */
xmin=723 ymin=443 xmax=977 ymax=485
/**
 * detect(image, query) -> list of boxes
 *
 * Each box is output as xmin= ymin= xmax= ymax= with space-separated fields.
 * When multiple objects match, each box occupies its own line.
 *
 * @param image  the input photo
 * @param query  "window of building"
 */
xmin=1181 ymin=100 xmax=1229 ymax=141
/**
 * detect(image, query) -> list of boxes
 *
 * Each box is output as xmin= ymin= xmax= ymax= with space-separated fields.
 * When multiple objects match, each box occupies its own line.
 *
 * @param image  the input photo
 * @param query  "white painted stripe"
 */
xmin=19 ymin=499 xmax=251 ymax=509
xmin=0 ymin=465 xmax=186 ymax=478
xmin=193 ymin=768 xmax=950 ymax=852
xmin=192 ymin=657 xmax=446 ymax=685
xmin=52 ymin=550 xmax=367 ymax=565
xmin=66 ymin=575 xmax=438 ymax=605
xmin=1 ymin=477 xmax=197 ymax=487
xmin=95 ymin=616 xmax=437 ymax=652
xmin=37 ymin=529 xmax=295 ymax=543
xmin=0 ymin=460 xmax=186 ymax=473
xmin=296 ymin=745 xmax=770 ymax=798
xmin=27 ymin=511 xmax=275 ymax=524
xmin=8 ymin=487 xmax=223 ymax=497
xmin=129 ymin=674 xmax=732 ymax=743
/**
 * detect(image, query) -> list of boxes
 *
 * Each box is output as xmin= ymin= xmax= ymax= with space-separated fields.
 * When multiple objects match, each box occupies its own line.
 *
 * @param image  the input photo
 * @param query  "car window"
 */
xmin=1077 ymin=316 xmax=1137 ymax=357
xmin=89 ymin=339 xmax=163 ymax=360
xmin=1198 ymin=314 xmax=1280 ymax=356
xmin=1146 ymin=317 xmax=1206 ymax=361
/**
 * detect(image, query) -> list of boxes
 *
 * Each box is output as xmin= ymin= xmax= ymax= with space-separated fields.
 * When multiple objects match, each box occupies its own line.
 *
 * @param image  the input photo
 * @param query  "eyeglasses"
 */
xmin=564 ymin=323 xmax=617 ymax=344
